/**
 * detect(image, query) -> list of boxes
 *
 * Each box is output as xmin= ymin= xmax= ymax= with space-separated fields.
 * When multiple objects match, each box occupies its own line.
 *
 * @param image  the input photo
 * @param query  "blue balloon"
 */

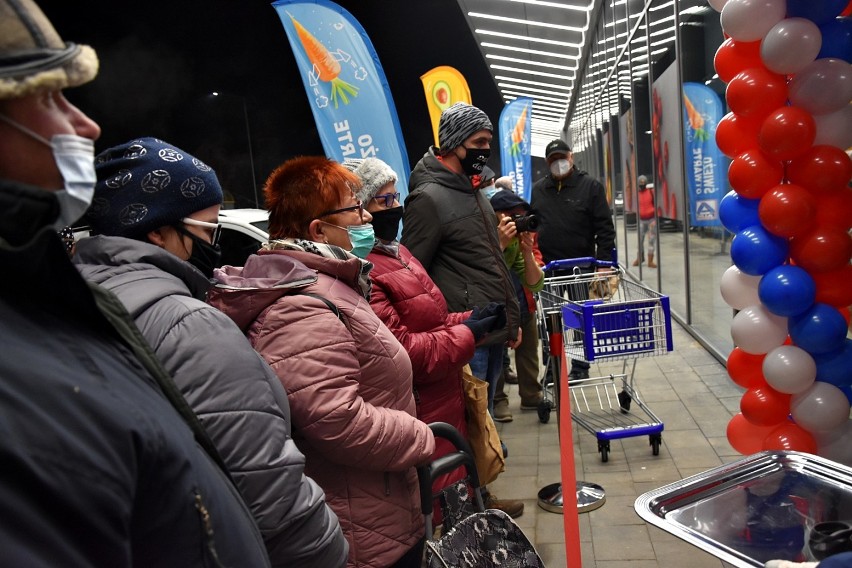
xmin=814 ymin=341 xmax=852 ymax=388
xmin=819 ymin=18 xmax=852 ymax=62
xmin=841 ymin=385 xmax=852 ymax=406
xmin=758 ymin=265 xmax=816 ymax=317
xmin=786 ymin=0 xmax=847 ymax=26
xmin=730 ymin=225 xmax=789 ymax=276
xmin=720 ymin=190 xmax=761 ymax=234
xmin=789 ymin=303 xmax=849 ymax=355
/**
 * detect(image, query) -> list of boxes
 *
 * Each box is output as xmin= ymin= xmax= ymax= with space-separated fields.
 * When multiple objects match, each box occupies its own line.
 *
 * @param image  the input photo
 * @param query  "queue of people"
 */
xmin=0 ymin=1 xmax=614 ymax=565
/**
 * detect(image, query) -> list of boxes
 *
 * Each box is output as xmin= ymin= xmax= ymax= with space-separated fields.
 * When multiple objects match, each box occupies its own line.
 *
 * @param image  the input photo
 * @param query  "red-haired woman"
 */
xmin=209 ymin=156 xmax=435 ymax=568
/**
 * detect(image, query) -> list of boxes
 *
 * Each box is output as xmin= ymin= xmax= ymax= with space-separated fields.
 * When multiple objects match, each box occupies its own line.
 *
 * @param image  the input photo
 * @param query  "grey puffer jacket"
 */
xmin=73 ymin=235 xmax=347 ymax=568
xmin=401 ymin=147 xmax=520 ymax=344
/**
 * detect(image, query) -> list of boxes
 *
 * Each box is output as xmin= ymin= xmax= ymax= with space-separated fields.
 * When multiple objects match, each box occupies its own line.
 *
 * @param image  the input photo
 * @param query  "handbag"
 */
xmin=461 ymin=365 xmax=506 ymax=486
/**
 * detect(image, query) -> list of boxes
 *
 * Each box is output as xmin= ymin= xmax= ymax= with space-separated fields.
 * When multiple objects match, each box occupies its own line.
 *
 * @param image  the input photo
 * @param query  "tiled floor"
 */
xmin=490 ymin=320 xmax=746 ymax=567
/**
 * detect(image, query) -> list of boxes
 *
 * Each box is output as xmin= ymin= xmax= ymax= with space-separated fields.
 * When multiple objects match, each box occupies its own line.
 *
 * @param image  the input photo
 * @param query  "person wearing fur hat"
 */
xmin=74 ymin=137 xmax=347 ymax=568
xmin=401 ymin=102 xmax=521 ymax=430
xmin=343 ymin=157 xmax=520 ymax=520
xmin=0 ymin=1 xmax=270 ymax=566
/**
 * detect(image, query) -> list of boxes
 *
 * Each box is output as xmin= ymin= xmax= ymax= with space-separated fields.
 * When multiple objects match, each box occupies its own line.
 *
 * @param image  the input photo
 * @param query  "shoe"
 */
xmin=569 ymin=368 xmax=590 ymax=382
xmin=505 ymin=367 xmax=518 ymax=384
xmin=484 ymin=492 xmax=524 ymax=518
xmin=647 ymin=252 xmax=657 ymax=268
xmin=520 ymin=398 xmax=543 ymax=410
xmin=632 ymin=257 xmax=641 ymax=266
xmin=493 ymin=400 xmax=513 ymax=422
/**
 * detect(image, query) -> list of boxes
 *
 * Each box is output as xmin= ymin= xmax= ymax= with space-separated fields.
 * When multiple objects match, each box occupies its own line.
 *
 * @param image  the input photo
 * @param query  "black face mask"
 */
xmin=457 ymin=147 xmax=491 ymax=177
xmin=175 ymin=225 xmax=222 ymax=278
xmin=370 ymin=206 xmax=404 ymax=242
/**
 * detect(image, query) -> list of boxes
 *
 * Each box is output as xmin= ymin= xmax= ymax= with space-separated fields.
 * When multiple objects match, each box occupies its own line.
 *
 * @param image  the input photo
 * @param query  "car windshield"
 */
xmin=251 ymin=220 xmax=269 ymax=233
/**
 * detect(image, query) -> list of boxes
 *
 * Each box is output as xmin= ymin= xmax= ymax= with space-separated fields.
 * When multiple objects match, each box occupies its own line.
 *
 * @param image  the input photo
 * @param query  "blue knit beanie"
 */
xmin=88 ymin=137 xmax=223 ymax=239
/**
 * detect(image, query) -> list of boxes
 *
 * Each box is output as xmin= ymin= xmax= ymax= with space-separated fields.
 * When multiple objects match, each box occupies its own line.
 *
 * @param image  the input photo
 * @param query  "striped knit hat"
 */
xmin=438 ymin=102 xmax=492 ymax=153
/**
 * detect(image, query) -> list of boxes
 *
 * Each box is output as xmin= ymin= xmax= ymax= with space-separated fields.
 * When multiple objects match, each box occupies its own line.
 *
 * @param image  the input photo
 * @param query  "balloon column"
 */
xmin=712 ymin=0 xmax=852 ymax=464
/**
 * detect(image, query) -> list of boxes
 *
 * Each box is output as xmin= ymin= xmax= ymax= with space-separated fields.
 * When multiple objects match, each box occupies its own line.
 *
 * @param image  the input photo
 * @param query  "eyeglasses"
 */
xmin=181 ymin=217 xmax=222 ymax=245
xmin=371 ymin=193 xmax=400 ymax=208
xmin=318 ymin=200 xmax=364 ymax=221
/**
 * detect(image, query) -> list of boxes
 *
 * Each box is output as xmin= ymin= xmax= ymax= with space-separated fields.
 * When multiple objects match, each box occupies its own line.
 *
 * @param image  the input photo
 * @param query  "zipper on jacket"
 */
xmin=194 ymin=490 xmax=226 ymax=568
xmin=384 ymin=472 xmax=391 ymax=496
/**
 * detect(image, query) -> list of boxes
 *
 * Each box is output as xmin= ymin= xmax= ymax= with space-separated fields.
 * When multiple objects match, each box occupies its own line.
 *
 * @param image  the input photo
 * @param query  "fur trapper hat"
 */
xmin=88 ymin=137 xmax=223 ymax=239
xmin=0 ymin=0 xmax=98 ymax=100
xmin=342 ymin=157 xmax=398 ymax=203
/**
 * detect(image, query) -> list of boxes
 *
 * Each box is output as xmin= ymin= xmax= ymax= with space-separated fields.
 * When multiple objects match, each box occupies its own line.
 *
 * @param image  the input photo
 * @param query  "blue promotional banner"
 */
xmin=682 ymin=83 xmax=725 ymax=228
xmin=498 ymin=97 xmax=533 ymax=201
xmin=273 ymin=0 xmax=410 ymax=196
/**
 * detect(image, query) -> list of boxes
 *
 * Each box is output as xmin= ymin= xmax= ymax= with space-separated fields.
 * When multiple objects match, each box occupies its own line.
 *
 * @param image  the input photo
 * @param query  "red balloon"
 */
xmin=789 ymin=227 xmax=852 ymax=273
xmin=727 ymin=347 xmax=767 ymax=389
xmin=727 ymin=413 xmax=777 ymax=455
xmin=716 ymin=112 xmax=762 ymax=158
xmin=813 ymin=265 xmax=852 ymax=307
xmin=758 ymin=106 xmax=816 ymax=161
xmin=714 ymin=38 xmax=763 ymax=84
xmin=840 ymin=306 xmax=851 ymax=327
xmin=728 ymin=149 xmax=785 ymax=199
xmin=741 ymin=386 xmax=791 ymax=427
xmin=762 ymin=423 xmax=817 ymax=454
xmin=757 ymin=183 xmax=817 ymax=238
xmin=843 ymin=0 xmax=852 ymax=17
xmin=815 ymin=186 xmax=852 ymax=231
xmin=788 ymin=145 xmax=852 ymax=194
xmin=726 ymin=67 xmax=789 ymax=120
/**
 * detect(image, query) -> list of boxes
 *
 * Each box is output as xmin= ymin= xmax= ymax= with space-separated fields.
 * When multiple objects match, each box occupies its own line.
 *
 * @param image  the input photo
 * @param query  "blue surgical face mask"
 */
xmin=346 ymin=223 xmax=375 ymax=259
xmin=482 ymin=185 xmax=499 ymax=200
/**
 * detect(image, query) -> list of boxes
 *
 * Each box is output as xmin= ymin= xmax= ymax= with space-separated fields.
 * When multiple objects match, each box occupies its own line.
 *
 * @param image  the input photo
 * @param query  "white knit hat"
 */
xmin=0 ymin=0 xmax=98 ymax=100
xmin=342 ymin=157 xmax=398 ymax=203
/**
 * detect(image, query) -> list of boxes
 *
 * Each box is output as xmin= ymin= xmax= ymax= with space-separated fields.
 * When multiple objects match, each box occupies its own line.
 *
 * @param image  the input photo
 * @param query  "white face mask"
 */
xmin=0 ymin=115 xmax=97 ymax=230
xmin=550 ymin=158 xmax=571 ymax=178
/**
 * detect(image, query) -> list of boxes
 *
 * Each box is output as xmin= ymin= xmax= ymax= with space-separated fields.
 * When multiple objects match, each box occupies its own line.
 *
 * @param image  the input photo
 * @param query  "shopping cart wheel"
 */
xmin=598 ymin=440 xmax=610 ymax=463
xmin=537 ymin=399 xmax=553 ymax=424
xmin=650 ymin=434 xmax=661 ymax=456
xmin=617 ymin=390 xmax=632 ymax=414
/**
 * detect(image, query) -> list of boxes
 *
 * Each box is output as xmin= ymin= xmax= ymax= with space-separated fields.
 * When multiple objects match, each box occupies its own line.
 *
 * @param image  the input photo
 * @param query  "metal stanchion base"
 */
xmin=537 ymin=481 xmax=607 ymax=514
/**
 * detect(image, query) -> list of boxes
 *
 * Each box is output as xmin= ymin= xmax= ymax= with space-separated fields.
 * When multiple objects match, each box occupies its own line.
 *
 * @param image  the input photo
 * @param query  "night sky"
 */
xmin=40 ymin=0 xmax=513 ymax=208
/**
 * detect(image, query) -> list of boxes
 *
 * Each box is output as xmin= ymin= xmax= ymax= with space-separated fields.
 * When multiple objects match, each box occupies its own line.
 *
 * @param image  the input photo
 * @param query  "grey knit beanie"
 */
xmin=342 ymin=157 xmax=398 ymax=203
xmin=438 ymin=102 xmax=492 ymax=153
xmin=88 ymin=137 xmax=223 ymax=239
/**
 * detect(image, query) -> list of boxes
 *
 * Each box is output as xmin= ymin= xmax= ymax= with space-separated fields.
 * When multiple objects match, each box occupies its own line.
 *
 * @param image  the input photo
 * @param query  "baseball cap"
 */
xmin=489 ymin=189 xmax=531 ymax=212
xmin=545 ymin=139 xmax=571 ymax=160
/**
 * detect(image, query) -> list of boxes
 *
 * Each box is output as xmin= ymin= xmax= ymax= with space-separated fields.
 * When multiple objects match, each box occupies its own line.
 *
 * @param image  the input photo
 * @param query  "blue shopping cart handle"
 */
xmin=543 ymin=257 xmax=616 ymax=271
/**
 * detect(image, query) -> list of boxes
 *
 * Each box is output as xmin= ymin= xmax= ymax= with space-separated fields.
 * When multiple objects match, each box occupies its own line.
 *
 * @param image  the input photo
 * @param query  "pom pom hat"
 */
xmin=438 ymin=102 xmax=493 ymax=153
xmin=0 ymin=0 xmax=98 ymax=99
xmin=89 ymin=137 xmax=223 ymax=239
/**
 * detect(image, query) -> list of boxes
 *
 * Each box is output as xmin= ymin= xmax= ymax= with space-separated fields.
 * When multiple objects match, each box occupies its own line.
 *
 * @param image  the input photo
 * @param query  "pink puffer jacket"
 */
xmin=210 ymin=249 xmax=435 ymax=568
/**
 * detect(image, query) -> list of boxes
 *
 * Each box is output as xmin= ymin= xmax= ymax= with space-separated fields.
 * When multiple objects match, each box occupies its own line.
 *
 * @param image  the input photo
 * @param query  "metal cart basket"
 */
xmin=534 ymin=258 xmax=673 ymax=462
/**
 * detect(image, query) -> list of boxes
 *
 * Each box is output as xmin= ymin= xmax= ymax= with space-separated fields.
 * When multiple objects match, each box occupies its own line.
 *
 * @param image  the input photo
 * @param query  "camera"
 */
xmin=512 ymin=213 xmax=539 ymax=233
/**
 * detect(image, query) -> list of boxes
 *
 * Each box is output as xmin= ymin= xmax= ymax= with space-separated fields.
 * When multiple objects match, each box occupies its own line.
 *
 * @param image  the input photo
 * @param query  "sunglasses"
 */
xmin=371 ymin=193 xmax=400 ymax=208
xmin=181 ymin=217 xmax=222 ymax=245
xmin=318 ymin=200 xmax=364 ymax=220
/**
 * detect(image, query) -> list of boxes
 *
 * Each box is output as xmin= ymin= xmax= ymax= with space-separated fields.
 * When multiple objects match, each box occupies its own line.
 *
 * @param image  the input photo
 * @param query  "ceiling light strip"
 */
xmin=469 ymin=12 xmax=586 ymax=33
xmin=476 ymin=29 xmax=583 ymax=48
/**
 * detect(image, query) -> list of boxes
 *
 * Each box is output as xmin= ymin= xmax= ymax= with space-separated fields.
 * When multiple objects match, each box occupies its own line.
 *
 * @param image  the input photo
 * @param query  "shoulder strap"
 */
xmin=291 ymin=291 xmax=350 ymax=330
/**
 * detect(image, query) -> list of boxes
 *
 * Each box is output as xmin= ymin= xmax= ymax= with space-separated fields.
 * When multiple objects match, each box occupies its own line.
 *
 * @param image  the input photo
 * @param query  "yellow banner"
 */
xmin=420 ymin=66 xmax=472 ymax=147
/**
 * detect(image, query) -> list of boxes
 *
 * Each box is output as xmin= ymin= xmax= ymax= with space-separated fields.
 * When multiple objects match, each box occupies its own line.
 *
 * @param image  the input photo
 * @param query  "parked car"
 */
xmin=217 ymin=208 xmax=269 ymax=267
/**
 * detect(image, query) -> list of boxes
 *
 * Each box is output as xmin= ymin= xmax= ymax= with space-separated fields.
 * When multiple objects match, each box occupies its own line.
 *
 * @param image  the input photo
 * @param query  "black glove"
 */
xmin=462 ymin=302 xmax=506 ymax=343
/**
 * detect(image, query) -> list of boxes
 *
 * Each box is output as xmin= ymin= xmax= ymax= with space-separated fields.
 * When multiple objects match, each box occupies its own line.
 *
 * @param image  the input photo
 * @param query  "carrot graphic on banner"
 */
xmin=290 ymin=14 xmax=358 ymax=108
xmin=420 ymin=66 xmax=471 ymax=147
xmin=509 ymin=106 xmax=528 ymax=157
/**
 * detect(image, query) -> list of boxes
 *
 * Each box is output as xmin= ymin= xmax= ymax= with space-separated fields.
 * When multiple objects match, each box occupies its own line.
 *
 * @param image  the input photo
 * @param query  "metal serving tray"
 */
xmin=634 ymin=451 xmax=852 ymax=567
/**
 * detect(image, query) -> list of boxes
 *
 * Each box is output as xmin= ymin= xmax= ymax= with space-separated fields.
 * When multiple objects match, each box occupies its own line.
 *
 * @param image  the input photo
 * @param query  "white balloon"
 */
xmin=816 ymin=420 xmax=852 ymax=467
xmin=709 ymin=0 xmax=729 ymax=12
xmin=731 ymin=304 xmax=788 ymax=355
xmin=721 ymin=0 xmax=787 ymax=42
xmin=760 ymin=18 xmax=822 ymax=75
xmin=720 ymin=265 xmax=762 ymax=310
xmin=789 ymin=58 xmax=852 ymax=116
xmin=763 ymin=345 xmax=817 ymax=394
xmin=792 ymin=382 xmax=851 ymax=433
xmin=813 ymin=105 xmax=852 ymax=149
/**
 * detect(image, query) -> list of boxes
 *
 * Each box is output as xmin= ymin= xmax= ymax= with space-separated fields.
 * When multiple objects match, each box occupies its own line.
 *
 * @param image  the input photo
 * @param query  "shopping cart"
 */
xmin=534 ymin=256 xmax=673 ymax=462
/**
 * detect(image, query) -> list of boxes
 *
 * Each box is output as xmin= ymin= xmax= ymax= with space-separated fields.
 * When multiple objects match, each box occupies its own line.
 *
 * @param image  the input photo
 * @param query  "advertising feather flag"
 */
xmin=273 ymin=0 xmax=411 ymax=195
xmin=420 ymin=66 xmax=472 ymax=147
xmin=683 ymin=82 xmax=725 ymax=228
xmin=499 ymin=97 xmax=533 ymax=201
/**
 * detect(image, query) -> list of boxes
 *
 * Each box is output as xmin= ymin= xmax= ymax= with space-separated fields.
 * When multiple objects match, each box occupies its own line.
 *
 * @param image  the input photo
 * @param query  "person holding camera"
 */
xmin=490 ymin=189 xmax=545 ymax=416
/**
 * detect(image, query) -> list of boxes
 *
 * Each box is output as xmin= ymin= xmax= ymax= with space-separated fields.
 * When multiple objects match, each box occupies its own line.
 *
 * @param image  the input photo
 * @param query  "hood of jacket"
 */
xmin=211 ymin=249 xmax=320 ymax=331
xmin=408 ymin=146 xmax=476 ymax=196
